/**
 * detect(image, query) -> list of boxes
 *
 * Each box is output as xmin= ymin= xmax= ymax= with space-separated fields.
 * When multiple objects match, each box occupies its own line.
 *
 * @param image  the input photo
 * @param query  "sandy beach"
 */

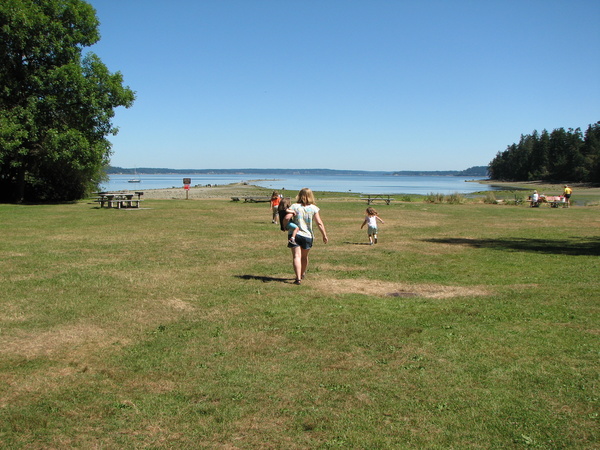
xmin=130 ymin=182 xmax=272 ymax=200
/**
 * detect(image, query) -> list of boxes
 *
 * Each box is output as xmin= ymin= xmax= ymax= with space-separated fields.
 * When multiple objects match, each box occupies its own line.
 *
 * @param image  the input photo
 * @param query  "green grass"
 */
xmin=0 ymin=197 xmax=598 ymax=448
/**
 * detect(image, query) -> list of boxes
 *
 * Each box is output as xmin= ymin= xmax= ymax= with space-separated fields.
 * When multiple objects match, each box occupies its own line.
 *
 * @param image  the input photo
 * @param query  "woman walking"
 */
xmin=288 ymin=188 xmax=328 ymax=284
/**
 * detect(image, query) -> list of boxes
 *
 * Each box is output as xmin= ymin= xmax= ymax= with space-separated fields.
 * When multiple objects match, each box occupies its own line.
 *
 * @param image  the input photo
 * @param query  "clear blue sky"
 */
xmin=88 ymin=0 xmax=599 ymax=171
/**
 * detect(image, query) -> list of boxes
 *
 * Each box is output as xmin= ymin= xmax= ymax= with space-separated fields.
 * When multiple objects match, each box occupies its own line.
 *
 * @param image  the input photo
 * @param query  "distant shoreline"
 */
xmin=106 ymin=166 xmax=489 ymax=177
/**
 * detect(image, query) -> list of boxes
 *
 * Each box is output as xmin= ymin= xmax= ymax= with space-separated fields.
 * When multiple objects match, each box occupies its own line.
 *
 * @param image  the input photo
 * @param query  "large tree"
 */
xmin=0 ymin=0 xmax=135 ymax=202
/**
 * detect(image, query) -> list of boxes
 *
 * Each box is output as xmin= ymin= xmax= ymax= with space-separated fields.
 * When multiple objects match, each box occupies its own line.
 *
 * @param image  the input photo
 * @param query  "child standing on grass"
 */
xmin=270 ymin=191 xmax=282 ymax=223
xmin=361 ymin=207 xmax=385 ymax=245
xmin=278 ymin=198 xmax=300 ymax=245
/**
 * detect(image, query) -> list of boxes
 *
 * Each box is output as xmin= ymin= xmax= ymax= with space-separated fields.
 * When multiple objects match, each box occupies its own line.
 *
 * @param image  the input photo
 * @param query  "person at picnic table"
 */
xmin=563 ymin=185 xmax=572 ymax=207
xmin=361 ymin=207 xmax=385 ymax=245
xmin=531 ymin=190 xmax=540 ymax=207
xmin=278 ymin=197 xmax=300 ymax=245
xmin=270 ymin=191 xmax=282 ymax=223
xmin=287 ymin=188 xmax=328 ymax=285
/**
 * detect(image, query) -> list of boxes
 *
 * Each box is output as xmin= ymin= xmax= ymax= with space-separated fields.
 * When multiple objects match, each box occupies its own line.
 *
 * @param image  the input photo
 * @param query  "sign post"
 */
xmin=183 ymin=178 xmax=191 ymax=200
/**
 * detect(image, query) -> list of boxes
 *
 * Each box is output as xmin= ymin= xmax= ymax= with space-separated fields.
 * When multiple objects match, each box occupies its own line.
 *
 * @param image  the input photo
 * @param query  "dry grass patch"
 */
xmin=315 ymin=263 xmax=367 ymax=274
xmin=0 ymin=367 xmax=83 ymax=409
xmin=2 ymin=251 xmax=28 ymax=258
xmin=0 ymin=323 xmax=114 ymax=359
xmin=163 ymin=297 xmax=196 ymax=312
xmin=123 ymin=296 xmax=198 ymax=326
xmin=0 ymin=300 xmax=31 ymax=323
xmin=312 ymin=277 xmax=490 ymax=299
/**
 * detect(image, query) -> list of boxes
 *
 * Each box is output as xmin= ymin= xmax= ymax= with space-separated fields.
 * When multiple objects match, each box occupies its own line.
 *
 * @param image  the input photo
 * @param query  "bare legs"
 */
xmin=291 ymin=246 xmax=309 ymax=283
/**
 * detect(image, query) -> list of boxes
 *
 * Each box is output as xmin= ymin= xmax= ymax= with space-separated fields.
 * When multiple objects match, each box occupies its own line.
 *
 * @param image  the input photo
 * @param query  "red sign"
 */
xmin=184 ymin=184 xmax=190 ymax=190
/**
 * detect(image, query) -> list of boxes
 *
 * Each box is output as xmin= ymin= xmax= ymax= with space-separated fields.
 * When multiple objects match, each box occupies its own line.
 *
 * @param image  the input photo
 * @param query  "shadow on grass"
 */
xmin=235 ymin=275 xmax=294 ymax=284
xmin=423 ymin=237 xmax=600 ymax=256
xmin=343 ymin=241 xmax=373 ymax=246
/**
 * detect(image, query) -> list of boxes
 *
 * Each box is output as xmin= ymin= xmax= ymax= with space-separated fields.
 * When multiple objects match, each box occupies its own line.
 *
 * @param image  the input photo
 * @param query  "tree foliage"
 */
xmin=488 ymin=122 xmax=600 ymax=183
xmin=0 ymin=0 xmax=135 ymax=202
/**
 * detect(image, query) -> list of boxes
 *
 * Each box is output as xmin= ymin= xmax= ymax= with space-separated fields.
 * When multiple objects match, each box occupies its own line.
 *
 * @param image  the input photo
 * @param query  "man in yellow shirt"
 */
xmin=563 ymin=185 xmax=573 ymax=207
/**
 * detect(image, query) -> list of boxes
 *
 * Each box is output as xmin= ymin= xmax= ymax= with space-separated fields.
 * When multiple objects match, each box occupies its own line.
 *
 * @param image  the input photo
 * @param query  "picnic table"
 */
xmin=94 ymin=191 xmax=144 ymax=209
xmin=526 ymin=195 xmax=567 ymax=208
xmin=360 ymin=194 xmax=394 ymax=205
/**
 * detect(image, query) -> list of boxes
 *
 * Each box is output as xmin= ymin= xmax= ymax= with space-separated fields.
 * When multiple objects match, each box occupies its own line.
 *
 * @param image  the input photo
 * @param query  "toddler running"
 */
xmin=361 ymin=207 xmax=385 ymax=245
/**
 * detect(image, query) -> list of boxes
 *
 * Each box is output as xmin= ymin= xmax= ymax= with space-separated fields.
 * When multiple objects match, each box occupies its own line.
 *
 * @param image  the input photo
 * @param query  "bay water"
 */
xmin=102 ymin=173 xmax=497 ymax=195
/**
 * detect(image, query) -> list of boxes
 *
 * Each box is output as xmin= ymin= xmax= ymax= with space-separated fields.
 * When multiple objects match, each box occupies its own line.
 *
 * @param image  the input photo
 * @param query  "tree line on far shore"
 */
xmin=488 ymin=122 xmax=600 ymax=183
xmin=106 ymin=166 xmax=489 ymax=177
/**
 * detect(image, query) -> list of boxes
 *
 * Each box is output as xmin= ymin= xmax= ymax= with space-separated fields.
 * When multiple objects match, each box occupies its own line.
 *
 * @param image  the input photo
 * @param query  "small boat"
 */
xmin=128 ymin=169 xmax=141 ymax=183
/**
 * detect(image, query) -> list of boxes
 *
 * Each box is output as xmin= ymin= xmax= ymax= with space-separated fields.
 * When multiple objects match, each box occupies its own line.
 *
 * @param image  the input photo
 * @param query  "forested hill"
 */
xmin=106 ymin=166 xmax=488 ymax=177
xmin=488 ymin=122 xmax=600 ymax=182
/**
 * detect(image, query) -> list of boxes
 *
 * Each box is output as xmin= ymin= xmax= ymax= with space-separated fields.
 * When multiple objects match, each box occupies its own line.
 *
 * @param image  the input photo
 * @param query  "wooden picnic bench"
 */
xmin=527 ymin=195 xmax=567 ymax=208
xmin=360 ymin=194 xmax=394 ymax=205
xmin=94 ymin=191 xmax=144 ymax=209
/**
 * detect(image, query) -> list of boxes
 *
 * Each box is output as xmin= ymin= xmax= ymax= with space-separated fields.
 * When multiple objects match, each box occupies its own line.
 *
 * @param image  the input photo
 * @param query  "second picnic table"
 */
xmin=94 ymin=192 xmax=144 ymax=209
xmin=360 ymin=194 xmax=394 ymax=205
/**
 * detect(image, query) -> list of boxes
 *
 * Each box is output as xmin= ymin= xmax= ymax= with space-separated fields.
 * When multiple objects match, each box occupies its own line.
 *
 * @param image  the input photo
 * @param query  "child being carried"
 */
xmin=278 ymin=197 xmax=300 ymax=245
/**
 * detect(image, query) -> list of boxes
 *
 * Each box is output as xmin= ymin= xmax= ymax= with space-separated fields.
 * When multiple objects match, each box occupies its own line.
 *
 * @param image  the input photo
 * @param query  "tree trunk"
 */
xmin=15 ymin=168 xmax=25 ymax=203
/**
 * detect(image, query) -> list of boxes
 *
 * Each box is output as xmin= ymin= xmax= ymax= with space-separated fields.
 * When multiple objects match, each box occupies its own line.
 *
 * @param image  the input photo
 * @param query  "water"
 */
xmin=102 ymin=173 xmax=497 ymax=195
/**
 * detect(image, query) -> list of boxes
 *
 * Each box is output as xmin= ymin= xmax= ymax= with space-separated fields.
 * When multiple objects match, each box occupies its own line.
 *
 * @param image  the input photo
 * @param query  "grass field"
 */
xmin=1 ymin=192 xmax=598 ymax=448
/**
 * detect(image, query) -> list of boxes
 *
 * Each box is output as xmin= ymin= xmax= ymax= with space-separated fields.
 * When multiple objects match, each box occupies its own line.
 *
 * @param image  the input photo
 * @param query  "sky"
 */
xmin=87 ymin=0 xmax=600 ymax=171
